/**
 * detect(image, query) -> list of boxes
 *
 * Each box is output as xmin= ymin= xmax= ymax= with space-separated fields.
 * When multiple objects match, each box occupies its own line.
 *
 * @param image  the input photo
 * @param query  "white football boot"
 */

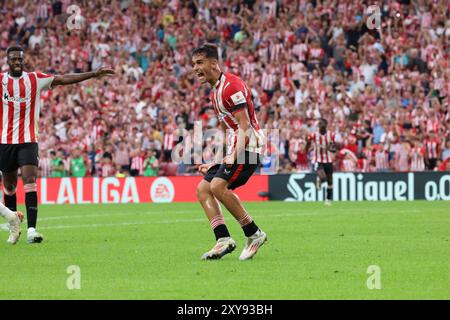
xmin=7 ymin=211 xmax=23 ymax=245
xmin=201 ymin=237 xmax=236 ymax=260
xmin=239 ymin=230 xmax=267 ymax=261
xmin=27 ymin=227 xmax=44 ymax=244
xmin=324 ymin=199 xmax=332 ymax=206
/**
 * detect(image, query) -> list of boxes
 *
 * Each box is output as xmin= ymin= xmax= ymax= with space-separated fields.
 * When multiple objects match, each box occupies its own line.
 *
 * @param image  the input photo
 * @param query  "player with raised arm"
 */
xmin=306 ymin=118 xmax=336 ymax=206
xmin=0 ymin=46 xmax=114 ymax=243
xmin=191 ymin=44 xmax=267 ymax=260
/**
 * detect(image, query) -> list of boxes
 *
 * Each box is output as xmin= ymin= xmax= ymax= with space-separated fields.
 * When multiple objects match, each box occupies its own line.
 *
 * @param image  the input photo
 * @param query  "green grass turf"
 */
xmin=0 ymin=201 xmax=448 ymax=300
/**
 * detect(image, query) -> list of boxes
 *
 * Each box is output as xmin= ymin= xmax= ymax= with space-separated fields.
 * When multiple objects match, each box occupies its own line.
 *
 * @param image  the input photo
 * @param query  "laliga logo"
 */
xmin=150 ymin=177 xmax=175 ymax=203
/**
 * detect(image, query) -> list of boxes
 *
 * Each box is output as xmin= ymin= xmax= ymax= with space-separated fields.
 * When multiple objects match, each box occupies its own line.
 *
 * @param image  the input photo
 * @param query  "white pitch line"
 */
xmin=36 ymin=206 xmax=423 ymax=222
xmin=37 ymin=212 xmax=320 ymax=230
xmin=2 ymin=211 xmax=318 ymax=232
xmin=37 ymin=207 xmax=429 ymax=231
xmin=38 ymin=210 xmax=197 ymax=221
xmin=6 ymin=205 xmax=426 ymax=224
xmin=39 ymin=219 xmax=204 ymax=230
xmin=0 ymin=207 xmax=441 ymax=232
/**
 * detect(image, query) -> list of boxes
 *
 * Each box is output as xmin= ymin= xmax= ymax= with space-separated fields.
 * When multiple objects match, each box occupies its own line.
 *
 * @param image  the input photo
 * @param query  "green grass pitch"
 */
xmin=0 ymin=201 xmax=448 ymax=299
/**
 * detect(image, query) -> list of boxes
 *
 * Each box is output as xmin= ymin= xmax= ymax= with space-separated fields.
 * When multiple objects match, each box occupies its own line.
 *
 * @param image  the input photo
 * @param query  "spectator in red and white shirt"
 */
xmin=394 ymin=139 xmax=411 ymax=172
xmin=424 ymin=131 xmax=440 ymax=170
xmin=130 ymin=149 xmax=144 ymax=176
xmin=409 ymin=141 xmax=425 ymax=172
xmin=1 ymin=0 xmax=447 ymax=177
xmin=339 ymin=148 xmax=358 ymax=172
xmin=374 ymin=145 xmax=390 ymax=172
xmin=38 ymin=151 xmax=51 ymax=177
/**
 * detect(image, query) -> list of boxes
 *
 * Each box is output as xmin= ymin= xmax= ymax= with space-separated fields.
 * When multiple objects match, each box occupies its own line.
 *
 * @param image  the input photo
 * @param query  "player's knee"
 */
xmin=210 ymin=180 xmax=226 ymax=199
xmin=3 ymin=184 xmax=17 ymax=195
xmin=22 ymin=176 xmax=37 ymax=185
xmin=196 ymin=183 xmax=210 ymax=202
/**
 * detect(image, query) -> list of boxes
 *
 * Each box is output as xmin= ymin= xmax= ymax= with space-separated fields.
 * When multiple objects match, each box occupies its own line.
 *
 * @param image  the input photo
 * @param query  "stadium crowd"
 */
xmin=1 ymin=0 xmax=449 ymax=177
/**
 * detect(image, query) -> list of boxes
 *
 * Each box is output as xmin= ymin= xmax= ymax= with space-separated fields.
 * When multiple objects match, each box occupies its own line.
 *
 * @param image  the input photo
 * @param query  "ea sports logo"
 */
xmin=150 ymin=177 xmax=175 ymax=203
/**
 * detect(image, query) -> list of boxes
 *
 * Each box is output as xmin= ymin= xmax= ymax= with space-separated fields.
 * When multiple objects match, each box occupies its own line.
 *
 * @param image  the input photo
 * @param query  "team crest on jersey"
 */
xmin=230 ymin=91 xmax=246 ymax=105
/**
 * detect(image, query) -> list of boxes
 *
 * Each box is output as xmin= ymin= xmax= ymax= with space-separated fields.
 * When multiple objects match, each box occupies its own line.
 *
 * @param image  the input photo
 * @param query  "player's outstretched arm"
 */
xmin=52 ymin=66 xmax=115 ymax=87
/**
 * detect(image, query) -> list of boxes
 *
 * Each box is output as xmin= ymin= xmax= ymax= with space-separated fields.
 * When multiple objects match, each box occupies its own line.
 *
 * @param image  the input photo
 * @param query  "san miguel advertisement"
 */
xmin=12 ymin=176 xmax=269 ymax=204
xmin=269 ymin=172 xmax=450 ymax=202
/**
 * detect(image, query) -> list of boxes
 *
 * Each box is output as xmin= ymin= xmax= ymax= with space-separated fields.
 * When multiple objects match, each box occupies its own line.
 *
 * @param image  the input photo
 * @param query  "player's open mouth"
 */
xmin=196 ymin=72 xmax=205 ymax=80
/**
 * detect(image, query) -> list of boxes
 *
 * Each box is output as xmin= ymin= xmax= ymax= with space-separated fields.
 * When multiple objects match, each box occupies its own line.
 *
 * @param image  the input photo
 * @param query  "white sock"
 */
xmin=28 ymin=227 xmax=36 ymax=234
xmin=0 ymin=203 xmax=16 ymax=221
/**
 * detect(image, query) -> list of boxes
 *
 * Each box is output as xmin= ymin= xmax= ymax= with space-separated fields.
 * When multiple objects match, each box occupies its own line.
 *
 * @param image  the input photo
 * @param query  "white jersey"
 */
xmin=1 ymin=71 xmax=54 ymax=144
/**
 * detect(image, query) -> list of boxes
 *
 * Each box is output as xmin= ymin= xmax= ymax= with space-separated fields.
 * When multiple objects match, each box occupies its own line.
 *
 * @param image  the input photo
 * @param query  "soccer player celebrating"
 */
xmin=191 ymin=44 xmax=267 ymax=260
xmin=0 ymin=46 xmax=114 ymax=243
xmin=306 ymin=118 xmax=336 ymax=206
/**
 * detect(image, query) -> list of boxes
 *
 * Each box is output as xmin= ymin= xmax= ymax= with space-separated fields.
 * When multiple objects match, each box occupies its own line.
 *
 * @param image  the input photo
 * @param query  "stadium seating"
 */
xmin=1 ymin=0 xmax=447 ymax=177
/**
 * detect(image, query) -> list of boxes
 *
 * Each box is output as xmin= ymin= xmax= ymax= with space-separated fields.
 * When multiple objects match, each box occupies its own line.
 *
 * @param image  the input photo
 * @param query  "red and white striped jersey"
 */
xmin=289 ymin=138 xmax=304 ymax=153
xmin=375 ymin=149 xmax=389 ymax=170
xmin=338 ymin=148 xmax=358 ymax=171
xmin=288 ymin=137 xmax=303 ymax=162
xmin=210 ymin=72 xmax=265 ymax=154
xmin=38 ymin=157 xmax=51 ymax=177
xmin=242 ymin=61 xmax=256 ymax=79
xmin=269 ymin=43 xmax=283 ymax=62
xmin=291 ymin=43 xmax=308 ymax=61
xmin=425 ymin=138 xmax=439 ymax=159
xmin=358 ymin=158 xmax=370 ymax=172
xmin=101 ymin=163 xmax=115 ymax=177
xmin=308 ymin=131 xmax=335 ymax=163
xmin=261 ymin=71 xmax=277 ymax=91
xmin=131 ymin=156 xmax=144 ymax=175
xmin=426 ymin=118 xmax=440 ymax=133
xmin=215 ymin=16 xmax=228 ymax=31
xmin=410 ymin=147 xmax=425 ymax=171
xmin=163 ymin=132 xmax=174 ymax=150
xmin=37 ymin=3 xmax=49 ymax=20
xmin=91 ymin=125 xmax=103 ymax=143
xmin=1 ymin=71 xmax=54 ymax=144
xmin=342 ymin=159 xmax=356 ymax=172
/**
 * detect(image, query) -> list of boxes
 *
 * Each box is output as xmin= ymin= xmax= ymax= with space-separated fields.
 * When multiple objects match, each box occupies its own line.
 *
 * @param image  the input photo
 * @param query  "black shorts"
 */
xmin=0 ymin=143 xmax=39 ymax=173
xmin=427 ymin=158 xmax=437 ymax=170
xmin=315 ymin=162 xmax=333 ymax=182
xmin=204 ymin=151 xmax=261 ymax=190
